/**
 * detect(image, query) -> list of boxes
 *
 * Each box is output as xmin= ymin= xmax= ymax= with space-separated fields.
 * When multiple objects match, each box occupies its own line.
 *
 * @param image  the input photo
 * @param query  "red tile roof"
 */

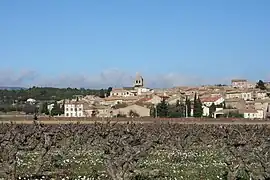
xmin=201 ymin=96 xmax=222 ymax=103
xmin=157 ymin=95 xmax=170 ymax=99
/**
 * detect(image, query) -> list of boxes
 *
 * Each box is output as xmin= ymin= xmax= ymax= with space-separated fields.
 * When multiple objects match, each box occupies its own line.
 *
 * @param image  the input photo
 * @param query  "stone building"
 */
xmin=133 ymin=72 xmax=144 ymax=87
xmin=110 ymin=73 xmax=152 ymax=97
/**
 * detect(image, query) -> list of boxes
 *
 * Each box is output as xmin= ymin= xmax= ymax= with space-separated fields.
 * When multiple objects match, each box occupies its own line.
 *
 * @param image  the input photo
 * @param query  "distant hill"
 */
xmin=0 ymin=87 xmax=26 ymax=90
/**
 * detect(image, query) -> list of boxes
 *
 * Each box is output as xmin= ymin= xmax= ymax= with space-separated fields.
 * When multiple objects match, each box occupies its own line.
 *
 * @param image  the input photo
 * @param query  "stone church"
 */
xmin=110 ymin=73 xmax=153 ymax=97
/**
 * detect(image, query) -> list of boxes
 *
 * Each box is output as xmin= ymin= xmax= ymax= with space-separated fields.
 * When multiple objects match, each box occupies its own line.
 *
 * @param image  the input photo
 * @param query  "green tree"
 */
xmin=106 ymin=87 xmax=113 ymax=97
xmin=185 ymin=96 xmax=191 ymax=117
xmin=0 ymin=87 xmax=101 ymax=104
xmin=193 ymin=94 xmax=203 ymax=117
xmin=168 ymin=100 xmax=185 ymax=118
xmin=22 ymin=104 xmax=37 ymax=114
xmin=150 ymin=105 xmax=157 ymax=117
xmin=51 ymin=101 xmax=62 ymax=116
xmin=209 ymin=103 xmax=216 ymax=118
xmin=99 ymin=89 xmax=105 ymax=98
xmin=225 ymin=111 xmax=244 ymax=118
xmin=256 ymin=80 xmax=267 ymax=90
xmin=41 ymin=102 xmax=49 ymax=115
xmin=156 ymin=98 xmax=169 ymax=117
xmin=61 ymin=100 xmax=65 ymax=114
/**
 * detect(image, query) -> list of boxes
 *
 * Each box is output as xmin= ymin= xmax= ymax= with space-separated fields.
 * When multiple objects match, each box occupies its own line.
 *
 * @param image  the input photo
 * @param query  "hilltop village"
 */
xmin=61 ymin=73 xmax=270 ymax=119
xmin=1 ymin=73 xmax=270 ymax=119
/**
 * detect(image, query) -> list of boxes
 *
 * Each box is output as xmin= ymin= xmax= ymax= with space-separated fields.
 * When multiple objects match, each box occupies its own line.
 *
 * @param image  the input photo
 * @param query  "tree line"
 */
xmin=0 ymin=86 xmax=112 ymax=104
xmin=0 ymin=87 xmax=113 ymax=113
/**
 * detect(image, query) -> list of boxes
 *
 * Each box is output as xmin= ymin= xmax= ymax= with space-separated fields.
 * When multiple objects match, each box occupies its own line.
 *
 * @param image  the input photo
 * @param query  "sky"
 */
xmin=0 ymin=0 xmax=270 ymax=88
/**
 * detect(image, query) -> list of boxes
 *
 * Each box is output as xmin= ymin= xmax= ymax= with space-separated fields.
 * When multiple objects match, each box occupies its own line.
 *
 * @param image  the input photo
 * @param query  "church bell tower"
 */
xmin=133 ymin=72 xmax=144 ymax=87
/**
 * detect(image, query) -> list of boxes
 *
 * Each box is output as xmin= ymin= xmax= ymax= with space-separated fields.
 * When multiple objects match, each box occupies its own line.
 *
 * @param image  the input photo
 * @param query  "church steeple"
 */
xmin=133 ymin=72 xmax=144 ymax=87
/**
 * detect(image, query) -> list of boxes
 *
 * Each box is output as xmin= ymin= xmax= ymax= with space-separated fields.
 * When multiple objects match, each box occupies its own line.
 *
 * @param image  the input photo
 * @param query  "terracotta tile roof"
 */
xmin=104 ymin=96 xmax=139 ymax=101
xmin=201 ymin=96 xmax=222 ymax=103
xmin=157 ymin=95 xmax=170 ymax=99
xmin=137 ymin=97 xmax=152 ymax=102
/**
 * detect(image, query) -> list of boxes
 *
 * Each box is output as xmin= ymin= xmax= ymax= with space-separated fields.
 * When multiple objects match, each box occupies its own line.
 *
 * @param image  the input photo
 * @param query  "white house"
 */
xmin=255 ymin=91 xmax=268 ymax=99
xmin=26 ymin=98 xmax=36 ymax=104
xmin=64 ymin=103 xmax=84 ymax=117
xmin=241 ymin=92 xmax=252 ymax=101
xmin=202 ymin=105 xmax=224 ymax=117
xmin=201 ymin=96 xmax=224 ymax=107
xmin=110 ymin=88 xmax=136 ymax=97
xmin=202 ymin=105 xmax=210 ymax=117
xmin=47 ymin=103 xmax=54 ymax=113
xmin=137 ymin=87 xmax=153 ymax=95
xmin=225 ymin=91 xmax=242 ymax=99
xmin=240 ymin=109 xmax=264 ymax=119
xmin=200 ymin=96 xmax=224 ymax=117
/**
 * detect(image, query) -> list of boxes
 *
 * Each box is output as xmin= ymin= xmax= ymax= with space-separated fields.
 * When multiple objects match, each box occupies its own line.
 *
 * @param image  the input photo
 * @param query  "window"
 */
xmin=78 ymin=113 xmax=81 ymax=117
xmin=70 ymin=113 xmax=73 ymax=117
xmin=79 ymin=108 xmax=82 ymax=111
xmin=75 ymin=108 xmax=77 ymax=111
xmin=66 ymin=113 xmax=69 ymax=117
xmin=66 ymin=108 xmax=68 ymax=111
xmin=71 ymin=108 xmax=73 ymax=111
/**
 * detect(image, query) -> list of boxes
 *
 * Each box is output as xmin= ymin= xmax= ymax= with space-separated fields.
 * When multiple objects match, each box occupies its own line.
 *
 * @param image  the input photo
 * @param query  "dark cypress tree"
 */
xmin=41 ymin=102 xmax=49 ymax=115
xmin=256 ymin=80 xmax=266 ymax=90
xmin=156 ymin=98 xmax=169 ymax=117
xmin=193 ymin=93 xmax=198 ymax=117
xmin=185 ymin=96 xmax=191 ymax=117
xmin=209 ymin=103 xmax=216 ymax=118
xmin=99 ymin=89 xmax=105 ymax=98
xmin=61 ymin=100 xmax=65 ymax=114
xmin=193 ymin=95 xmax=203 ymax=117
xmin=51 ymin=101 xmax=62 ymax=116
xmin=180 ymin=100 xmax=186 ymax=117
xmin=197 ymin=97 xmax=203 ymax=117
xmin=168 ymin=100 xmax=183 ymax=118
xmin=106 ymin=87 xmax=113 ymax=97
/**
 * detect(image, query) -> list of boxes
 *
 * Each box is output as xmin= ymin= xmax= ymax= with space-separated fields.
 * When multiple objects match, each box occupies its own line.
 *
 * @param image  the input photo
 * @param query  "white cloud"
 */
xmin=0 ymin=69 xmax=38 ymax=87
xmin=0 ymin=68 xmax=231 ymax=89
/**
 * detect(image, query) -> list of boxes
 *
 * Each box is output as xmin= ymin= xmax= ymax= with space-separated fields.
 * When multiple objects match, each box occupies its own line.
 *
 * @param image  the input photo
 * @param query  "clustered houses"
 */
xmin=231 ymin=79 xmax=255 ymax=89
xmin=62 ymin=74 xmax=270 ymax=119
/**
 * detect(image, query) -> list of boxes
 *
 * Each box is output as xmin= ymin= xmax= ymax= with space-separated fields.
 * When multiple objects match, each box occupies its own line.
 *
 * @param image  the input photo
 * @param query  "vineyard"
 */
xmin=0 ymin=121 xmax=270 ymax=180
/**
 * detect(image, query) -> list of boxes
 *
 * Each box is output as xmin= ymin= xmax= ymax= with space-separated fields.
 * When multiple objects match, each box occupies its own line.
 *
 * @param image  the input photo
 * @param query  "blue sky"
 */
xmin=0 ymin=0 xmax=270 ymax=88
